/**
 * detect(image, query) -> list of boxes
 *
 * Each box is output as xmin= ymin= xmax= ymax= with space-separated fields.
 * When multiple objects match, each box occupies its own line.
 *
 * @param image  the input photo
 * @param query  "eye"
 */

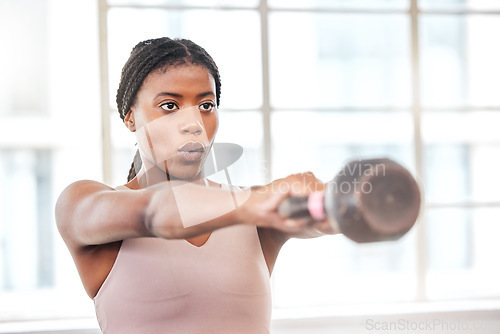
xmin=199 ymin=102 xmax=215 ymax=112
xmin=160 ymin=102 xmax=178 ymax=111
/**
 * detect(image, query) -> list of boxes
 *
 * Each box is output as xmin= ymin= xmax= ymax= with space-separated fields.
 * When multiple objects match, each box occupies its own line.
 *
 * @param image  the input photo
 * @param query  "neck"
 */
xmin=134 ymin=162 xmax=206 ymax=189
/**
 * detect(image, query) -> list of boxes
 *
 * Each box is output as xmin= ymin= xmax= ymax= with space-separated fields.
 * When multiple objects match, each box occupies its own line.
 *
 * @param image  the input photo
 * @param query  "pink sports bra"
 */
xmin=93 ymin=184 xmax=271 ymax=333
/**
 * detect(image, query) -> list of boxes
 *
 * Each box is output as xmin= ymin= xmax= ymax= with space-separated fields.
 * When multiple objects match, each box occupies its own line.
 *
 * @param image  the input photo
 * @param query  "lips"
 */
xmin=178 ymin=141 xmax=205 ymax=162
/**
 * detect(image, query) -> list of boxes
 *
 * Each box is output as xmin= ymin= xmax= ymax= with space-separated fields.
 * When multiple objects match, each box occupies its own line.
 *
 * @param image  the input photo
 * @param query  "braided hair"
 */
xmin=116 ymin=37 xmax=222 ymax=182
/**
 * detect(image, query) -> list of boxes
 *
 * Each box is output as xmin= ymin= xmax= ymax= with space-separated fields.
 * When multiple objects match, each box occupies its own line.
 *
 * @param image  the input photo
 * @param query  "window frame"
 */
xmin=97 ymin=0 xmax=500 ymax=307
xmin=2 ymin=0 xmax=500 ymax=329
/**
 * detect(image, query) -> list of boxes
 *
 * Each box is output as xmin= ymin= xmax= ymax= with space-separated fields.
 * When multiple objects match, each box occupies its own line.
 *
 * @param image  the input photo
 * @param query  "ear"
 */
xmin=124 ymin=108 xmax=136 ymax=132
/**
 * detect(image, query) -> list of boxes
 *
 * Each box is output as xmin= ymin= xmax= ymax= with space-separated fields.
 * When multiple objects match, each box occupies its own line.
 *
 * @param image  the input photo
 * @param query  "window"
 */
xmin=1 ymin=0 xmax=499 ymax=328
xmin=0 ymin=0 xmax=101 ymax=322
xmin=100 ymin=0 xmax=500 ymax=312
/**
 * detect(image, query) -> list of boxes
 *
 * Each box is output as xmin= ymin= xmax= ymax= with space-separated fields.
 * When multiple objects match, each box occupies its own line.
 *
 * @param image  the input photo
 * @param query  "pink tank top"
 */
xmin=93 ymin=186 xmax=272 ymax=333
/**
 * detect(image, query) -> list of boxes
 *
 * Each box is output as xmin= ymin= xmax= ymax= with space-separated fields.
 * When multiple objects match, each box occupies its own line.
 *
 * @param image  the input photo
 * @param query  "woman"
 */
xmin=55 ymin=37 xmax=336 ymax=334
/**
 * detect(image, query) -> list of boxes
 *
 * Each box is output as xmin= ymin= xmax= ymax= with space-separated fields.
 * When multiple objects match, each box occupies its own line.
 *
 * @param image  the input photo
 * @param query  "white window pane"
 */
xmin=269 ymin=13 xmax=411 ymax=109
xmin=269 ymin=0 xmax=409 ymax=9
xmin=108 ymin=0 xmax=258 ymax=7
xmin=420 ymin=0 xmax=500 ymax=10
xmin=0 ymin=0 xmax=49 ymax=116
xmin=426 ymin=207 xmax=500 ymax=300
xmin=422 ymin=111 xmax=500 ymax=203
xmin=212 ymin=110 xmax=265 ymax=186
xmin=421 ymin=15 xmax=500 ymax=107
xmin=107 ymin=9 xmax=262 ymax=111
xmin=0 ymin=0 xmax=102 ymax=322
xmin=271 ymin=111 xmax=415 ymax=181
xmin=0 ymin=150 xmax=54 ymax=291
xmin=273 ymin=231 xmax=418 ymax=307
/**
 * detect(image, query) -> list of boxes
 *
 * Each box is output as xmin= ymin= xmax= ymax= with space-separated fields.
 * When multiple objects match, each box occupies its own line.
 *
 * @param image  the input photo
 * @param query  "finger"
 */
xmin=268 ymin=186 xmax=292 ymax=208
xmin=313 ymin=219 xmax=339 ymax=234
xmin=282 ymin=218 xmax=309 ymax=232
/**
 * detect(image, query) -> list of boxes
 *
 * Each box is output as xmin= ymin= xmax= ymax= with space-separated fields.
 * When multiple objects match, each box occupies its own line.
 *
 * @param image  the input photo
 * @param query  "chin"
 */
xmin=168 ymin=165 xmax=204 ymax=181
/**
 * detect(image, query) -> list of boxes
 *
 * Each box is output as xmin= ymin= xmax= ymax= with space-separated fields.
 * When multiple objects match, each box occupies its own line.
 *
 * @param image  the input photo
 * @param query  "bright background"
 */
xmin=1 ymin=0 xmax=500 ymax=332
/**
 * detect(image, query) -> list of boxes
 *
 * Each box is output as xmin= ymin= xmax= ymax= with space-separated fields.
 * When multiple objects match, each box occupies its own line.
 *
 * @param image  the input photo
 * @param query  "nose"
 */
xmin=180 ymin=122 xmax=203 ymax=135
xmin=179 ymin=108 xmax=204 ymax=135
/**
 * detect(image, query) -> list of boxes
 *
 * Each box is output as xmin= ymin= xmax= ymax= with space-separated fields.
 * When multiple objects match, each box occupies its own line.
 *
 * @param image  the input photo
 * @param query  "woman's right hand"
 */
xmin=235 ymin=173 xmax=321 ymax=233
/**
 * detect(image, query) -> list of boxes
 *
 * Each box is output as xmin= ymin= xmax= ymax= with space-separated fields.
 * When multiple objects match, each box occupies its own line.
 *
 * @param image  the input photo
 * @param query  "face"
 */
xmin=125 ymin=64 xmax=219 ymax=181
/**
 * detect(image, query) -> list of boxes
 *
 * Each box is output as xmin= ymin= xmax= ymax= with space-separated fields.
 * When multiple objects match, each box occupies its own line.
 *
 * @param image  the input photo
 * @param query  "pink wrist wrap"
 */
xmin=308 ymin=192 xmax=325 ymax=221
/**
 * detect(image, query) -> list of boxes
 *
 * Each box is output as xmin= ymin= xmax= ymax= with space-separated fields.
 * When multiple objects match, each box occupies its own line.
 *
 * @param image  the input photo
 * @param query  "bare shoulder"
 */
xmin=55 ymin=180 xmax=112 ymax=224
xmin=55 ymin=177 xmax=154 ymax=249
xmin=55 ymin=181 xmax=127 ymax=298
xmin=57 ymin=179 xmax=114 ymax=203
xmin=55 ymin=180 xmax=116 ymax=246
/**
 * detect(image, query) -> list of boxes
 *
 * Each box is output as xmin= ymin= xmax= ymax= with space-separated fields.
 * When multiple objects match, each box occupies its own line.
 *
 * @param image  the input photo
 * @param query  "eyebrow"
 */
xmin=155 ymin=91 xmax=215 ymax=99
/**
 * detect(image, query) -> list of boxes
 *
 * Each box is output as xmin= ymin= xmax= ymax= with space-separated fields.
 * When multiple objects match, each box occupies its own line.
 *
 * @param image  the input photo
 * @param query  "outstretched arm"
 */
xmin=55 ymin=180 xmax=154 ymax=248
xmin=55 ymin=178 xmax=313 ymax=249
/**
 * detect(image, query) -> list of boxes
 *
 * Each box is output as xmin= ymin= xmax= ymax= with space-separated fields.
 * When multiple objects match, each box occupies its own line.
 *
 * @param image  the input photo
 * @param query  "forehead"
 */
xmin=141 ymin=64 xmax=215 ymax=93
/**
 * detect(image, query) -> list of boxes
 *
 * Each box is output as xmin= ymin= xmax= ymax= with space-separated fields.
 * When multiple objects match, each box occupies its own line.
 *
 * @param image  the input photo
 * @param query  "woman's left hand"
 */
xmin=268 ymin=172 xmax=338 ymax=237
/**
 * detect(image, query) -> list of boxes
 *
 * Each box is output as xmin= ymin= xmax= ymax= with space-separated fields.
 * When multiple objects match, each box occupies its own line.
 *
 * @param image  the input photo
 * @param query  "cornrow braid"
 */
xmin=116 ymin=37 xmax=222 ymax=182
xmin=127 ymin=149 xmax=142 ymax=183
